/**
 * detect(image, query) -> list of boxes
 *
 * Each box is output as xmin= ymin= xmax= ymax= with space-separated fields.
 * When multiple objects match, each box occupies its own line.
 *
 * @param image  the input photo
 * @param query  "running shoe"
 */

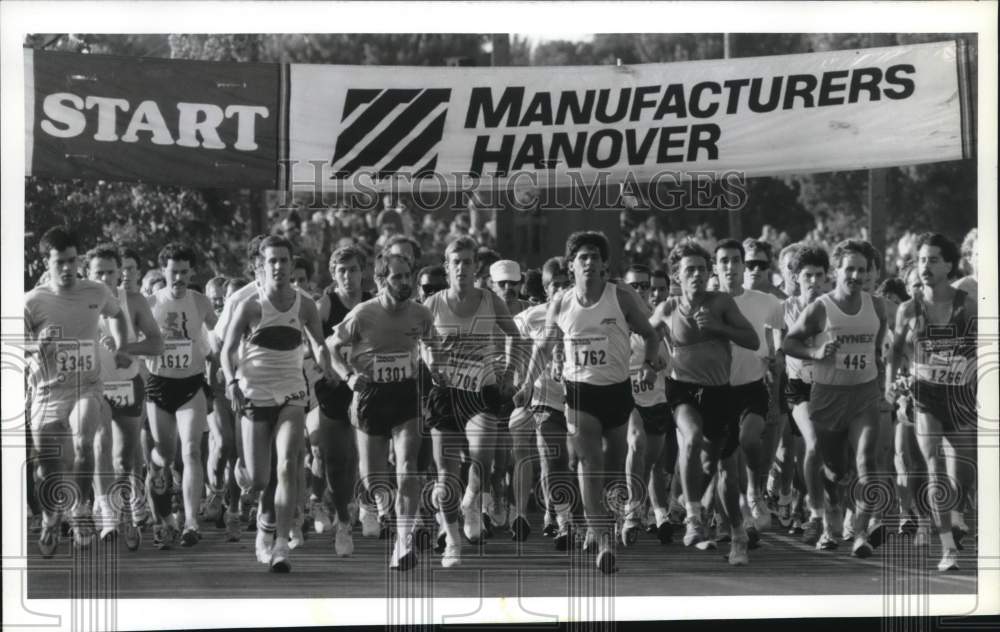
xmin=378 ymin=513 xmax=392 ymax=540
xmin=390 ymin=536 xmax=418 ymax=571
xmin=802 ymin=517 xmax=823 ymax=546
xmin=745 ymin=524 xmax=761 ymax=550
xmin=645 ymin=506 xmax=657 ymax=534
xmin=224 ymin=511 xmax=241 ymax=542
xmin=683 ymin=515 xmax=707 ymax=547
xmin=937 ymin=548 xmax=959 ymax=572
xmin=789 ymin=518 xmax=804 ymax=536
xmin=153 ymin=520 xmax=178 ymax=550
xmin=867 ymin=519 xmax=887 ymax=549
xmin=817 ymin=532 xmax=839 ymax=551
xmin=270 ymin=540 xmax=291 ymax=573
xmin=203 ymin=490 xmax=224 ymax=523
xmin=777 ymin=493 xmax=795 ymax=529
xmin=851 ymin=535 xmax=873 ymax=559
xmin=462 ymin=501 xmax=483 ymax=543
xmin=825 ymin=505 xmax=844 ymax=541
xmin=580 ymin=528 xmax=598 ymax=554
xmin=667 ymin=498 xmax=686 ymax=525
xmin=255 ymin=529 xmax=275 ymax=564
xmin=123 ymin=521 xmax=142 ymax=552
xmin=434 ymin=527 xmax=447 ymax=555
xmin=441 ymin=541 xmax=461 ymax=568
xmin=510 ymin=515 xmax=531 ymax=542
xmin=38 ymin=524 xmax=60 ymax=558
xmin=728 ymin=536 xmax=749 ymax=566
xmin=70 ymin=502 xmax=95 ymax=549
xmin=621 ymin=515 xmax=641 ymax=547
xmin=951 ymin=516 xmax=968 ymax=552
xmin=897 ymin=513 xmax=918 ymax=537
xmin=359 ymin=505 xmax=380 ymax=538
xmin=750 ymin=495 xmax=772 ymax=530
xmin=542 ymin=515 xmax=558 ymax=538
xmin=334 ymin=521 xmax=354 ymax=557
xmin=554 ymin=523 xmax=573 ymax=552
xmin=180 ymin=527 xmax=201 ymax=547
xmin=289 ymin=525 xmax=305 ymax=550
xmin=656 ymin=520 xmax=674 ymax=545
xmin=716 ymin=520 xmax=732 ymax=544
xmin=310 ymin=499 xmax=333 ymax=535
xmin=596 ymin=549 xmax=617 ymax=574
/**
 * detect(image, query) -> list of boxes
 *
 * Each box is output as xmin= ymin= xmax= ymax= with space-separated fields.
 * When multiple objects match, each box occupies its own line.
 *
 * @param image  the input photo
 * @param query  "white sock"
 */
xmin=939 ymin=531 xmax=956 ymax=550
xmin=685 ymin=501 xmax=702 ymax=519
xmin=654 ymin=508 xmax=669 ymax=526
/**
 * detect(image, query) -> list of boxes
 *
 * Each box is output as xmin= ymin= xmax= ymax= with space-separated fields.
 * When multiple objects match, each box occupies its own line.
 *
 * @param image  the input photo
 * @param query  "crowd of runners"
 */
xmin=23 ymin=217 xmax=979 ymax=576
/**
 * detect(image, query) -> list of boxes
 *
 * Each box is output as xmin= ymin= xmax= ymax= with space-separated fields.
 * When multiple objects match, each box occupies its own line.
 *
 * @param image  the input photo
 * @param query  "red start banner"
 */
xmin=25 ymin=49 xmax=281 ymax=188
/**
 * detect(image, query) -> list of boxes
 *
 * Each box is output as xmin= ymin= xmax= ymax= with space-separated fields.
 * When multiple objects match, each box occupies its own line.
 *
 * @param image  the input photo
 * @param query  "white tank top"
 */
xmin=100 ymin=287 xmax=139 ymax=382
xmin=556 ymin=283 xmax=630 ymax=385
xmin=812 ymin=292 xmax=878 ymax=386
xmin=629 ymin=333 xmax=667 ymax=406
xmin=238 ymin=287 xmax=306 ymax=403
xmin=146 ymin=288 xmax=207 ymax=378
xmin=514 ymin=303 xmax=564 ymax=410
xmin=426 ymin=289 xmax=501 ymax=392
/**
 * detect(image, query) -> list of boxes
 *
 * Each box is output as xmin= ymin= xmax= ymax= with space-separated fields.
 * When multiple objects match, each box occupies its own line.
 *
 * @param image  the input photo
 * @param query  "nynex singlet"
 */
xmin=812 ymin=292 xmax=878 ymax=386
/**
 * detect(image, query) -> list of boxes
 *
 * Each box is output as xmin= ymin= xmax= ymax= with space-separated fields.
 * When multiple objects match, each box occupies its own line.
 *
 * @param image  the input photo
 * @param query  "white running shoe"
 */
xmin=203 ymin=490 xmax=224 ymax=522
xmin=462 ymin=497 xmax=483 ymax=543
xmin=842 ymin=507 xmax=857 ymax=541
xmin=334 ymin=521 xmax=354 ymax=557
xmin=937 ymin=548 xmax=959 ymax=572
xmin=360 ymin=505 xmax=380 ymax=538
xmin=311 ymin=499 xmax=333 ymax=535
xmin=255 ymin=529 xmax=275 ymax=564
xmin=442 ymin=542 xmax=461 ymax=568
xmin=289 ymin=525 xmax=305 ymax=550
xmin=750 ymin=495 xmax=772 ymax=530
xmin=270 ymin=539 xmax=291 ymax=573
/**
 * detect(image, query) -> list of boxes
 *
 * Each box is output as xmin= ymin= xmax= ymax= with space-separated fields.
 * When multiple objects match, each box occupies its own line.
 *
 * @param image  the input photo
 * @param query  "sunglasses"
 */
xmin=497 ymin=280 xmax=521 ymax=288
xmin=628 ymin=281 xmax=651 ymax=290
xmin=745 ymin=260 xmax=770 ymax=271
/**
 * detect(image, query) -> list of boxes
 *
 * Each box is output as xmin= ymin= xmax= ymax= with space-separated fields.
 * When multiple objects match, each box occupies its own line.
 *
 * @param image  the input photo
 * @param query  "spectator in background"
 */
xmin=954 ymin=228 xmax=977 ymax=302
xmin=417 ymin=265 xmax=447 ymax=303
xmin=521 ymin=269 xmax=545 ymax=305
xmin=475 ymin=247 xmax=501 ymax=289
xmin=374 ymin=208 xmax=403 ymax=250
xmin=292 ymin=256 xmax=317 ymax=298
xmin=384 ymin=234 xmax=422 ymax=267
xmin=278 ymin=210 xmax=303 ymax=245
xmin=777 ymin=242 xmax=802 ymax=298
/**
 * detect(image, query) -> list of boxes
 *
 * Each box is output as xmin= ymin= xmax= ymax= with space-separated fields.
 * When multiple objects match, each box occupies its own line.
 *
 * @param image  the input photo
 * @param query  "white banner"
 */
xmin=288 ymin=41 xmax=968 ymax=192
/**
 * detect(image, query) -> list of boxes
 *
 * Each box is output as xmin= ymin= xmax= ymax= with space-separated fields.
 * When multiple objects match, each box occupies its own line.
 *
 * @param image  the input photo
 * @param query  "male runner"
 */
xmin=417 ymin=265 xmax=448 ymax=304
xmin=145 ymin=243 xmax=219 ymax=548
xmin=620 ymin=265 xmax=675 ymax=547
xmin=26 ymin=227 xmax=129 ymax=556
xmin=330 ymin=252 xmax=434 ymax=570
xmin=516 ymin=232 xmax=662 ymax=574
xmin=650 ymin=240 xmax=759 ymax=565
xmin=891 ymin=233 xmax=977 ymax=571
xmin=743 ymin=239 xmax=786 ymax=299
xmin=313 ymin=246 xmax=371 ymax=552
xmin=649 ymin=269 xmax=670 ymax=310
xmin=221 ymin=235 xmax=333 ymax=572
xmin=423 ymin=237 xmax=521 ymax=567
xmin=86 ymin=245 xmax=164 ymax=549
xmin=783 ymin=239 xmax=889 ymax=559
xmin=714 ymin=240 xmax=783 ymax=532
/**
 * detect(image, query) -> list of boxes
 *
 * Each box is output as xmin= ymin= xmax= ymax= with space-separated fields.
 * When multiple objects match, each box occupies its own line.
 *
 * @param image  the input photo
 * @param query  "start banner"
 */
xmin=25 ymin=49 xmax=281 ymax=188
xmin=25 ymin=41 xmax=972 ymax=191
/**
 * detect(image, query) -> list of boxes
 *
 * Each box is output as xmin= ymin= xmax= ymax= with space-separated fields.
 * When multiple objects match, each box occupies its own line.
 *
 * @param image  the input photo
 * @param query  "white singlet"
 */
xmin=238 ymin=287 xmax=307 ymax=405
xmin=812 ymin=292 xmax=879 ymax=386
xmin=556 ymin=283 xmax=630 ymax=386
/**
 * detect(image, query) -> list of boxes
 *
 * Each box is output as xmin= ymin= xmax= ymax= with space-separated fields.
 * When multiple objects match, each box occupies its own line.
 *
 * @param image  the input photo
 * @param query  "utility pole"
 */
xmin=723 ymin=33 xmax=743 ymax=240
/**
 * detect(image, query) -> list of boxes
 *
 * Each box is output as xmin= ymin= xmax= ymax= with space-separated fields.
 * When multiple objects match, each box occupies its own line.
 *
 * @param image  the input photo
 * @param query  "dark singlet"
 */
xmin=911 ymin=289 xmax=974 ymax=391
xmin=322 ymin=286 xmax=372 ymax=338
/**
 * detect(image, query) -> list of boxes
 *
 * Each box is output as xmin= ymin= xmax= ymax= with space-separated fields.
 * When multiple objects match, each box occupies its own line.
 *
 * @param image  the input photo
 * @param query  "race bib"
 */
xmin=103 ymin=380 xmax=135 ymax=407
xmin=566 ymin=336 xmax=609 ymax=368
xmin=798 ymin=364 xmax=815 ymax=383
xmin=373 ymin=352 xmax=413 ymax=383
xmin=836 ymin=352 xmax=869 ymax=372
xmin=630 ymin=368 xmax=653 ymax=394
xmin=446 ymin=354 xmax=485 ymax=392
xmin=159 ymin=340 xmax=193 ymax=371
xmin=915 ymin=353 xmax=970 ymax=386
xmin=54 ymin=340 xmax=97 ymax=375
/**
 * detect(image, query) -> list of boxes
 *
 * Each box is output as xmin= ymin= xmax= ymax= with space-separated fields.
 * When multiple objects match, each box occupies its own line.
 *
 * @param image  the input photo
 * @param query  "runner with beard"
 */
xmin=329 ymin=253 xmax=434 ymax=570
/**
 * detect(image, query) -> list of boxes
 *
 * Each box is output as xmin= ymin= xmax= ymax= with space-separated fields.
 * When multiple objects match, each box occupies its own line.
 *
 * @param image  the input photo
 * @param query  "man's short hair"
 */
xmin=625 ymin=264 xmax=652 ymax=277
xmin=418 ymin=264 xmax=446 ymax=281
xmin=565 ymin=231 xmax=609 ymax=262
xmin=714 ymin=238 xmax=745 ymax=261
xmin=522 ymin=269 xmax=545 ymax=302
xmin=120 ymin=247 xmax=142 ymax=268
xmin=475 ymin=247 xmax=501 ymax=278
xmin=259 ymin=235 xmax=294 ymax=257
xmin=651 ymin=268 xmax=670 ymax=288
xmin=915 ymin=232 xmax=961 ymax=279
xmin=329 ymin=245 xmax=367 ymax=270
xmin=444 ymin=236 xmax=479 ymax=262
xmin=293 ymin=256 xmax=313 ymax=280
xmin=743 ymin=239 xmax=773 ymax=262
xmin=85 ymin=243 xmax=121 ymax=268
xmin=790 ymin=245 xmax=830 ymax=273
xmin=384 ymin=234 xmax=422 ymax=263
xmin=158 ymin=243 xmax=197 ymax=268
xmin=206 ymin=276 xmax=228 ymax=291
xmin=668 ymin=239 xmax=712 ymax=272
xmin=542 ymin=256 xmax=567 ymax=283
xmin=374 ymin=252 xmax=413 ymax=281
xmin=831 ymin=239 xmax=871 ymax=270
xmin=778 ymin=242 xmax=802 ymax=267
xmin=876 ymin=278 xmax=909 ymax=303
xmin=39 ymin=226 xmax=79 ymax=257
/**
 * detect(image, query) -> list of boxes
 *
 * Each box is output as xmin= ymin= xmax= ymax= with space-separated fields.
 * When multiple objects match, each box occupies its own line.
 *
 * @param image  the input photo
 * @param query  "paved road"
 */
xmin=27 ymin=513 xmax=977 ymax=599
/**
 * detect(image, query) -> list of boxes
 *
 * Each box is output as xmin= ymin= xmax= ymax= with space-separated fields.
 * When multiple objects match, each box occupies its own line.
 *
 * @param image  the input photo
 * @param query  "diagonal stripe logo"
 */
xmin=331 ymin=88 xmax=451 ymax=179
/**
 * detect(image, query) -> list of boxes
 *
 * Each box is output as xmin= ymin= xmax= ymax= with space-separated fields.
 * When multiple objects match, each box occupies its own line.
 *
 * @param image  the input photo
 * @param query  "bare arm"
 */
xmin=783 ymin=300 xmax=834 ymax=361
xmin=514 ymin=296 xmax=564 ymax=406
xmin=490 ymin=292 xmax=524 ymax=382
xmin=220 ymin=298 xmax=257 ymax=388
xmin=715 ymin=294 xmax=760 ymax=351
xmin=617 ymin=285 xmax=662 ymax=373
xmin=301 ymin=296 xmax=334 ymax=382
xmin=122 ymin=293 xmax=164 ymax=357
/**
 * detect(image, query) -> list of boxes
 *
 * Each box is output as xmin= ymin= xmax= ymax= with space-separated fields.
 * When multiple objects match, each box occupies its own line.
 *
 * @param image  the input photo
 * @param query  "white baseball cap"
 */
xmin=490 ymin=260 xmax=522 ymax=283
